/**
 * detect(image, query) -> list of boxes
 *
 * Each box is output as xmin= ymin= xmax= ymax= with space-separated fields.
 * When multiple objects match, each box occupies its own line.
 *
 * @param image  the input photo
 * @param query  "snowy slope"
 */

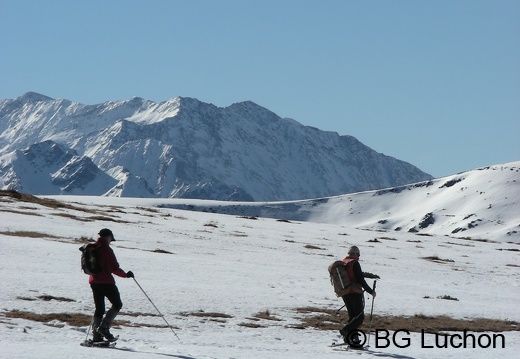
xmin=1 ymin=171 xmax=519 ymax=358
xmin=0 ymin=92 xmax=432 ymax=201
xmin=153 ymin=161 xmax=520 ymax=243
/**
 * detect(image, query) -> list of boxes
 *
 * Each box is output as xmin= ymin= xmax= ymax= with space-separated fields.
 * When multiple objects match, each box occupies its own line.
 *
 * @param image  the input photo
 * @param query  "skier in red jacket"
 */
xmin=89 ymin=228 xmax=133 ymax=342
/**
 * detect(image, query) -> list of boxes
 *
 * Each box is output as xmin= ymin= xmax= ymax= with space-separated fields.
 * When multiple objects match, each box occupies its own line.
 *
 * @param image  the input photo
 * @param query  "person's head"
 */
xmin=98 ymin=228 xmax=115 ymax=243
xmin=348 ymin=245 xmax=360 ymax=257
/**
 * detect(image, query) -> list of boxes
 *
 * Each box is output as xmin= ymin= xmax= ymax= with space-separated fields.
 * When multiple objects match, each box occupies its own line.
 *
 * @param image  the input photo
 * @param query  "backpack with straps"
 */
xmin=79 ymin=243 xmax=101 ymax=275
xmin=328 ymin=260 xmax=354 ymax=297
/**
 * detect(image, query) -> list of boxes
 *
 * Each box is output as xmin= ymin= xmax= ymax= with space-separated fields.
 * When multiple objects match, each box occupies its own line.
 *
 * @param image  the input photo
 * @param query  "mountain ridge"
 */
xmin=1 ymin=92 xmax=432 ymax=201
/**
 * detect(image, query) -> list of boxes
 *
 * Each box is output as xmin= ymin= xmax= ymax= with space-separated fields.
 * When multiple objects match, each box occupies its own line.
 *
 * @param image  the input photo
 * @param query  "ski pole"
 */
xmin=133 ymin=277 xmax=180 ymax=340
xmin=366 ymin=280 xmax=377 ymax=348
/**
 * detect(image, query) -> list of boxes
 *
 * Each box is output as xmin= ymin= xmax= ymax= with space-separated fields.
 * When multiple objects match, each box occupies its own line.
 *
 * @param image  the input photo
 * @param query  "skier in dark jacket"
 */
xmin=339 ymin=245 xmax=376 ymax=348
xmin=89 ymin=228 xmax=134 ymax=342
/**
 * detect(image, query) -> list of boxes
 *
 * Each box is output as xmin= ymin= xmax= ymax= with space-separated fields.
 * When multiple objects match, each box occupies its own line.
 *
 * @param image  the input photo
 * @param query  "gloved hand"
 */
xmin=126 ymin=271 xmax=134 ymax=278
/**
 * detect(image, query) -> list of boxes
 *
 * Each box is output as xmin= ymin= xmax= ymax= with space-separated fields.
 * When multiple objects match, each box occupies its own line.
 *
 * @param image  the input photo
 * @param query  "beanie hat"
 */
xmin=348 ymin=245 xmax=360 ymax=255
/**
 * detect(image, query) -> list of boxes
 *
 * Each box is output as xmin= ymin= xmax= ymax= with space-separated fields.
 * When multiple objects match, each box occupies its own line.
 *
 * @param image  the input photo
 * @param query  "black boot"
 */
xmin=92 ymin=317 xmax=103 ymax=342
xmin=92 ymin=329 xmax=104 ymax=342
xmin=97 ymin=325 xmax=116 ymax=341
xmin=339 ymin=328 xmax=348 ymax=343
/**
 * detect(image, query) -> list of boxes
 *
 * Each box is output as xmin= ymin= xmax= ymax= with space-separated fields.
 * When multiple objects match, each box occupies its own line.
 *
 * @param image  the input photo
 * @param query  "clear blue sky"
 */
xmin=1 ymin=0 xmax=519 ymax=178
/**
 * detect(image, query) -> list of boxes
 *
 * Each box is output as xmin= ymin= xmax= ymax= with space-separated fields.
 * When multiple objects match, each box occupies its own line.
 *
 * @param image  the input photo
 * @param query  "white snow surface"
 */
xmin=1 ymin=182 xmax=519 ymax=358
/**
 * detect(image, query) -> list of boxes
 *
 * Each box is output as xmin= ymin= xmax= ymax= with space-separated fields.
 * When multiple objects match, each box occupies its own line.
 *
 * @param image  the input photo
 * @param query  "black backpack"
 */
xmin=79 ymin=243 xmax=101 ymax=275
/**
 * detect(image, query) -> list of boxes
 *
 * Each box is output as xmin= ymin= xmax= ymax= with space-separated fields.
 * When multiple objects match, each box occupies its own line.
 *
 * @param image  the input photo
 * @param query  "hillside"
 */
xmin=150 ymin=162 xmax=520 ymax=243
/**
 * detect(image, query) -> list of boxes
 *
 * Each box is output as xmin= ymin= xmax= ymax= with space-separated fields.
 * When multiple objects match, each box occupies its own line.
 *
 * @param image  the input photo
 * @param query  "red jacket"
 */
xmin=342 ymin=255 xmax=374 ymax=295
xmin=89 ymin=236 xmax=127 ymax=284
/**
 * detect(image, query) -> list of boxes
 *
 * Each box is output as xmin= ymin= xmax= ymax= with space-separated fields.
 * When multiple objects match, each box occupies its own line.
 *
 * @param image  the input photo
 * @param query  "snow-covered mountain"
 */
xmin=0 ymin=92 xmax=432 ymax=201
xmin=119 ymin=161 xmax=520 ymax=243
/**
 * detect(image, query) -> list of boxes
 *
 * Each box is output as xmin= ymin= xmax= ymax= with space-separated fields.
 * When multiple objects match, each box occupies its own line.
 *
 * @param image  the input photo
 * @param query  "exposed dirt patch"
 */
xmin=16 ymin=297 xmax=37 ymax=301
xmin=120 ymin=311 xmax=160 ymax=318
xmin=86 ymin=215 xmax=131 ymax=223
xmin=0 ymin=231 xmax=61 ymax=239
xmin=37 ymin=295 xmax=75 ymax=302
xmin=180 ymin=311 xmax=233 ymax=319
xmin=421 ymin=255 xmax=455 ymax=263
xmin=292 ymin=307 xmax=519 ymax=333
xmin=0 ymin=190 xmax=129 ymax=224
xmin=1 ymin=310 xmax=174 ymax=328
xmin=151 ymin=249 xmax=174 ymax=254
xmin=3 ymin=307 xmax=517 ymax=333
xmin=251 ymin=310 xmax=283 ymax=322
xmin=304 ymin=244 xmax=324 ymax=250
xmin=238 ymin=322 xmax=268 ymax=328
xmin=2 ymin=310 xmax=128 ymax=327
xmin=0 ymin=208 xmax=43 ymax=216
xmin=0 ymin=190 xmax=86 ymax=212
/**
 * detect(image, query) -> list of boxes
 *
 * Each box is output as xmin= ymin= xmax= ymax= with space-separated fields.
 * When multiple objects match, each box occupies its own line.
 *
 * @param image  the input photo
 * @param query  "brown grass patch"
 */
xmin=0 ymin=231 xmax=60 ymax=239
xmin=3 ymin=310 xmax=129 ymax=327
xmin=251 ymin=310 xmax=282 ymax=321
xmin=239 ymin=322 xmax=267 ymax=328
xmin=5 ymin=307 xmax=517 ymax=334
xmin=55 ymin=212 xmax=130 ymax=223
xmin=292 ymin=307 xmax=519 ymax=332
xmin=0 ymin=190 xmax=84 ymax=211
xmin=136 ymin=206 xmax=160 ymax=213
xmin=422 ymin=255 xmax=455 ymax=263
xmin=0 ymin=208 xmax=43 ymax=216
xmin=1 ymin=310 xmax=175 ymax=329
xmin=86 ymin=215 xmax=130 ymax=223
xmin=304 ymin=244 xmax=324 ymax=250
xmin=378 ymin=237 xmax=398 ymax=241
xmin=37 ymin=295 xmax=75 ymax=302
xmin=150 ymin=249 xmax=174 ymax=254
xmin=180 ymin=311 xmax=233 ymax=319
xmin=0 ymin=191 xmax=131 ymax=224
xmin=120 ymin=311 xmax=159 ymax=317
xmin=16 ymin=296 xmax=37 ymax=301
xmin=277 ymin=219 xmax=292 ymax=223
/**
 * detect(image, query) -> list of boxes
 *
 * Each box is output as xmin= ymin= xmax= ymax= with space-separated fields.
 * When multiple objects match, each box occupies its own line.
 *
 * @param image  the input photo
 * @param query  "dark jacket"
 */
xmin=89 ymin=236 xmax=127 ymax=284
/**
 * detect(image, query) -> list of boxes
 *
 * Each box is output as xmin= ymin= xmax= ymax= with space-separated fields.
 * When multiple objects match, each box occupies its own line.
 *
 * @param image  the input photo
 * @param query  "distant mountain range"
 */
xmin=0 ymin=92 xmax=432 ymax=201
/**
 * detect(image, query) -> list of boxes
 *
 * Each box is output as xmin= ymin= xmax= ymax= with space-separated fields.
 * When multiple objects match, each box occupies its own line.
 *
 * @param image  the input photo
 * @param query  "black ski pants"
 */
xmin=90 ymin=283 xmax=123 ymax=327
xmin=340 ymin=293 xmax=365 ymax=336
